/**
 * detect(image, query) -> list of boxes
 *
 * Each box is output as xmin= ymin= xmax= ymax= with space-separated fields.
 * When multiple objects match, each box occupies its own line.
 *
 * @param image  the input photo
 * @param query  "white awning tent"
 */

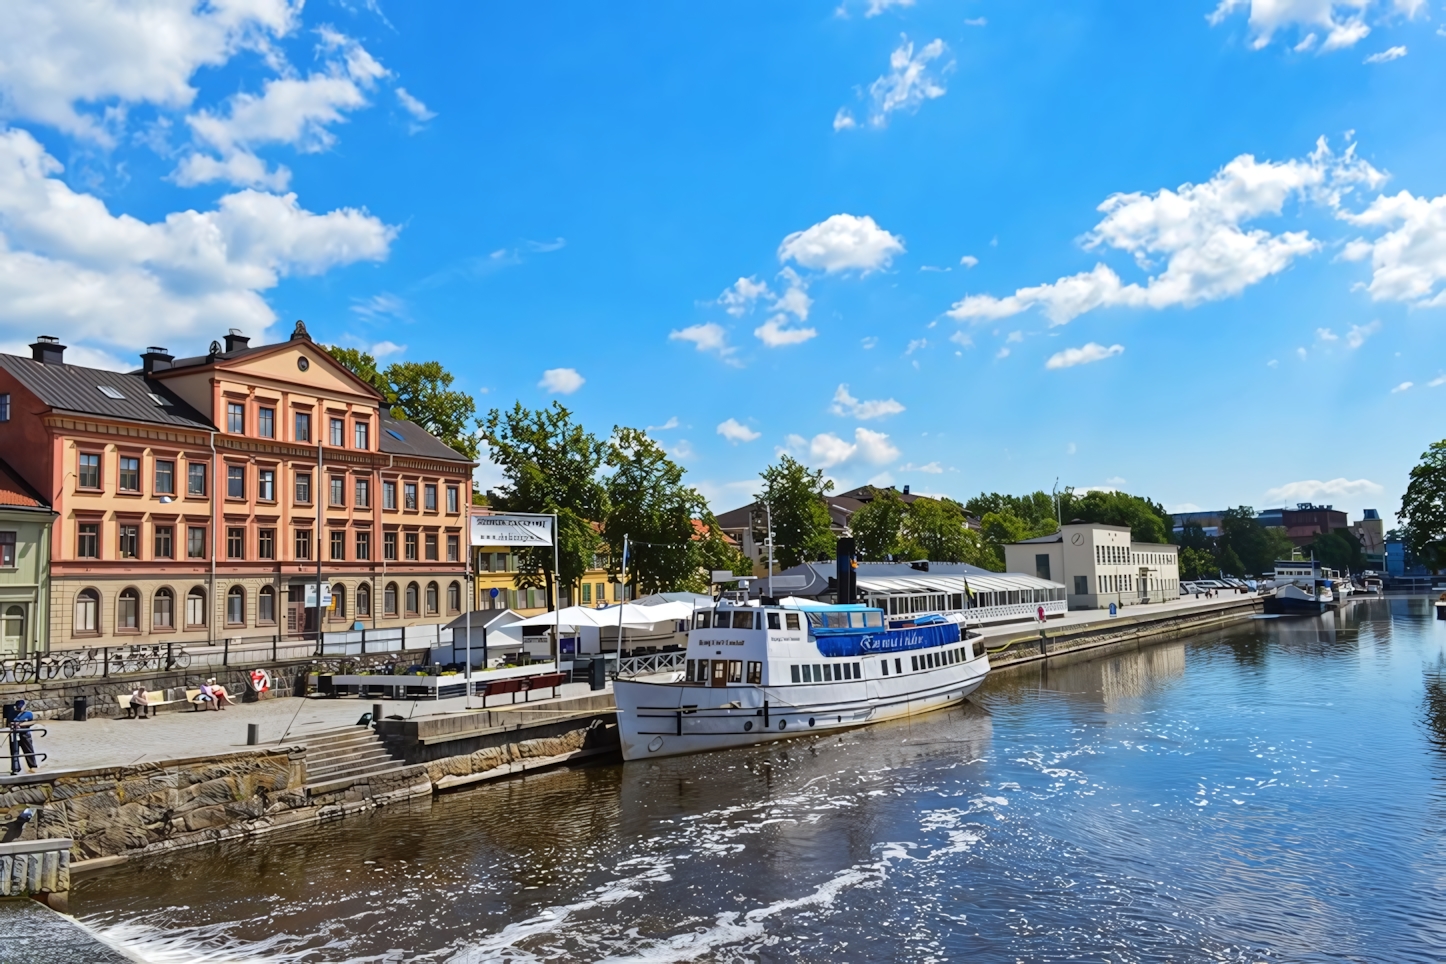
xmin=854 ymin=572 xmax=1064 ymax=595
xmin=512 ymin=600 xmax=699 ymax=631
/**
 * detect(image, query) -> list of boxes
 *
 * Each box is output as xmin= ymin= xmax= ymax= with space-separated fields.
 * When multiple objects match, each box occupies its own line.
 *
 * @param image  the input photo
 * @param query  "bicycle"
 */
xmin=168 ymin=645 xmax=192 ymax=670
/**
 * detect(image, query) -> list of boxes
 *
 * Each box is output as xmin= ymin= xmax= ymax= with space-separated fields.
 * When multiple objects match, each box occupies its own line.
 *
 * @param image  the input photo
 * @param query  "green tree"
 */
xmin=1311 ymin=528 xmax=1365 ymax=572
xmin=965 ymin=491 xmax=1058 ymax=535
xmin=1216 ymin=506 xmax=1294 ymax=576
xmin=1176 ymin=521 xmax=1213 ymax=553
xmin=1179 ymin=547 xmax=1216 ymax=581
xmin=901 ymin=497 xmax=983 ymax=563
xmin=977 ymin=511 xmax=1034 ymax=571
xmin=1058 ymin=489 xmax=1172 ymax=544
xmin=479 ymin=402 xmax=608 ymax=606
xmin=325 ymin=348 xmax=479 ymax=459
xmin=756 ymin=456 xmax=836 ymax=569
xmin=1216 ymin=545 xmax=1246 ymax=577
xmin=850 ymin=487 xmax=909 ymax=560
xmin=685 ymin=518 xmax=755 ymax=592
xmin=603 ymin=427 xmax=706 ymax=595
xmin=1400 ymin=440 xmax=1446 ymax=572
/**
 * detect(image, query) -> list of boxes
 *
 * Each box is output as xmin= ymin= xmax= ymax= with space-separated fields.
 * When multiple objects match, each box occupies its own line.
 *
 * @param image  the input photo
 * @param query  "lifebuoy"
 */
xmin=249 ymin=668 xmax=271 ymax=694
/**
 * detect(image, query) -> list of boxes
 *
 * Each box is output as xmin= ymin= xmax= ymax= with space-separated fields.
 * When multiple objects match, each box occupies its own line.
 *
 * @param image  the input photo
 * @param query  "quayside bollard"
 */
xmin=246 ymin=723 xmax=260 ymax=746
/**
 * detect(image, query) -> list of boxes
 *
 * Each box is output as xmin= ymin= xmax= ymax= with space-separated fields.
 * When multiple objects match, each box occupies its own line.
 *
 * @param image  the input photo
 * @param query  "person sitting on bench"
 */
xmin=127 ymin=686 xmax=149 ymax=719
xmin=195 ymin=682 xmax=218 ymax=710
xmin=207 ymin=678 xmax=234 ymax=708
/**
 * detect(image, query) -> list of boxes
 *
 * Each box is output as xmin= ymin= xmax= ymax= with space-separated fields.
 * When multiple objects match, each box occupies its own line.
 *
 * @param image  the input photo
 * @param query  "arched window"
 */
xmin=405 ymin=582 xmax=419 ymax=616
xmin=152 ymin=588 xmax=174 ymax=629
xmin=425 ymin=581 xmax=439 ymax=615
xmin=258 ymin=585 xmax=276 ymax=624
xmin=447 ymin=581 xmax=461 ymax=614
xmin=331 ymin=583 xmax=346 ymax=620
xmin=384 ymin=582 xmax=398 ymax=616
xmin=356 ymin=584 xmax=371 ymax=617
xmin=226 ymin=586 xmax=245 ymax=626
xmin=186 ymin=587 xmax=207 ymax=628
xmin=117 ymin=587 xmax=140 ymax=631
xmin=74 ymin=588 xmax=99 ymax=635
xmin=3 ymin=605 xmax=25 ymax=654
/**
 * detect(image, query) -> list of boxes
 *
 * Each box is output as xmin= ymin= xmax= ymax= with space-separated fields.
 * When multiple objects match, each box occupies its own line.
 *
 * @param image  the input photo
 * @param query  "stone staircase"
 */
xmin=297 ymin=724 xmax=408 ymax=796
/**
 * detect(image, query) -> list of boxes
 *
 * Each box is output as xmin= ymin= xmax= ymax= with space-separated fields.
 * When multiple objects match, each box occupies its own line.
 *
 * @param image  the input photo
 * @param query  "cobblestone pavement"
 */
xmin=13 ymin=680 xmax=607 ymax=774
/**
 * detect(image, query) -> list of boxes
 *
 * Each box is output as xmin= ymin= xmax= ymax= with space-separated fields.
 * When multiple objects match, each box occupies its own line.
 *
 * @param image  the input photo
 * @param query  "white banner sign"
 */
xmin=471 ymin=513 xmax=554 ymax=547
xmin=304 ymin=584 xmax=334 ymax=608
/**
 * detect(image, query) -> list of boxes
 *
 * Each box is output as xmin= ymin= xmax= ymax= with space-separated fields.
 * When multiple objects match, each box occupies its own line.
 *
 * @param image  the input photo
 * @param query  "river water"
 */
xmin=74 ymin=597 xmax=1446 ymax=963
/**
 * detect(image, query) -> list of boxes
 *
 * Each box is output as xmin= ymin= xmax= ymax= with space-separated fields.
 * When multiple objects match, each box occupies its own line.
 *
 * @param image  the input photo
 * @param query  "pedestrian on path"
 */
xmin=128 ymin=686 xmax=149 ymax=720
xmin=7 ymin=699 xmax=40 ymax=774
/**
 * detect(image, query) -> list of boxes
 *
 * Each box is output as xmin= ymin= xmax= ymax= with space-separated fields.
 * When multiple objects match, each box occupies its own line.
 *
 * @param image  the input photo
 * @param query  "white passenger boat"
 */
xmin=613 ymin=599 xmax=990 ymax=761
xmin=1262 ymin=560 xmax=1336 ymax=615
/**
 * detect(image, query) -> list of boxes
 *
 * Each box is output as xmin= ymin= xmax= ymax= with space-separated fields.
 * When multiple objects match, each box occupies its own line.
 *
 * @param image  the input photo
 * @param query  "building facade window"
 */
xmin=258 ymin=407 xmax=275 ymax=438
xmin=330 ymin=417 xmax=344 ymax=446
xmin=384 ymin=582 xmax=398 ymax=616
xmin=425 ymin=581 xmax=439 ymax=615
xmin=186 ymin=588 xmax=206 ymax=628
xmin=383 ymin=481 xmax=397 ymax=510
xmin=74 ymin=589 xmax=99 ymax=634
xmin=295 ymin=411 xmax=311 ymax=442
xmin=354 ymin=421 xmax=369 ymax=449
xmin=446 ymin=486 xmax=459 ymax=514
xmin=331 ymin=585 xmax=346 ymax=620
xmin=187 ymin=526 xmax=206 ymax=559
xmin=117 ymin=588 xmax=139 ymax=631
xmin=357 ymin=584 xmax=371 ymax=617
xmin=354 ymin=479 xmax=369 ymax=508
xmin=187 ymin=463 xmax=206 ymax=496
xmin=226 ymin=586 xmax=245 ymax=626
xmin=404 ymin=532 xmax=418 ymax=561
xmin=258 ymin=528 xmax=275 ymax=560
xmin=447 ymin=581 xmax=460 ymax=613
xmin=355 ymin=530 xmax=370 ymax=560
xmin=152 ymin=588 xmax=173 ymax=629
xmin=424 ymin=484 xmax=437 ymax=511
xmin=425 ymin=533 xmax=438 ymax=561
xmin=227 ymin=465 xmax=245 ymax=499
xmin=403 ymin=483 xmax=417 ymax=510
xmin=405 ymin=582 xmax=419 ymax=615
xmin=259 ymin=469 xmax=275 ymax=502
xmin=295 ymin=528 xmax=312 ymax=560
xmin=78 ymin=453 xmax=100 ymax=489
xmin=258 ymin=586 xmax=276 ymax=624
xmin=295 ymin=471 xmax=311 ymax=504
xmin=227 ymin=527 xmax=245 ymax=559
xmin=119 ymin=457 xmax=140 ymax=492
xmin=383 ymin=531 xmax=397 ymax=561
xmin=77 ymin=522 xmax=99 ymax=558
xmin=155 ymin=460 xmax=175 ymax=494
xmin=154 ymin=525 xmax=173 ymax=559
xmin=0 ymin=532 xmax=14 ymax=569
xmin=330 ymin=476 xmax=345 ymax=507
xmin=330 ymin=529 xmax=345 ymax=560
xmin=118 ymin=524 xmax=138 ymax=559
xmin=0 ymin=394 xmax=9 ymax=421
xmin=227 ymin=402 xmax=245 ymax=433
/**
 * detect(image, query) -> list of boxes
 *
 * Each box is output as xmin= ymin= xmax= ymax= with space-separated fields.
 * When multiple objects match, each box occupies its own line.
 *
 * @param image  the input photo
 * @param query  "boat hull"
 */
xmin=1263 ymin=587 xmax=1328 ymax=616
xmin=614 ymin=660 xmax=989 ymax=761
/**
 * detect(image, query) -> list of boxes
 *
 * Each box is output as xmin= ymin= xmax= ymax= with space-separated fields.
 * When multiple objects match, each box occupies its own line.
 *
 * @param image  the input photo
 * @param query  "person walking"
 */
xmin=7 ymin=699 xmax=39 ymax=774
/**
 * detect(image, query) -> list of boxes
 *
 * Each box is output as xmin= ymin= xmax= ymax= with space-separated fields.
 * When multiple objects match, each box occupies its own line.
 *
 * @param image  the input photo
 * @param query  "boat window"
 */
xmin=813 ymin=664 xmax=823 ymax=681
xmin=853 ymin=662 xmax=861 ymax=679
xmin=864 ymin=611 xmax=883 ymax=628
xmin=714 ymin=611 xmax=731 ymax=628
xmin=807 ymin=612 xmax=825 ymax=628
xmin=911 ymin=655 xmax=919 ymax=671
xmin=728 ymin=660 xmax=743 ymax=683
xmin=711 ymin=661 xmax=727 ymax=685
xmin=848 ymin=612 xmax=867 ymax=628
xmin=732 ymin=611 xmax=754 ymax=630
xmin=686 ymin=659 xmax=695 ymax=679
xmin=826 ymin=613 xmax=849 ymax=629
xmin=823 ymin=664 xmax=833 ymax=682
xmin=767 ymin=612 xmax=780 ymax=630
xmin=694 ymin=612 xmax=711 ymax=629
xmin=747 ymin=661 xmax=762 ymax=684
xmin=881 ymin=659 xmax=889 ymax=676
xmin=785 ymin=613 xmax=801 ymax=631
xmin=791 ymin=665 xmax=801 ymax=683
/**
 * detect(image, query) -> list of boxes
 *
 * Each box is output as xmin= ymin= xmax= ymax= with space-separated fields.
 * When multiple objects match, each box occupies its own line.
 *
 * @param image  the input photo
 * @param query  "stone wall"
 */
xmin=0 ymin=664 xmax=309 ymax=721
xmin=0 ymin=838 xmax=71 ymax=901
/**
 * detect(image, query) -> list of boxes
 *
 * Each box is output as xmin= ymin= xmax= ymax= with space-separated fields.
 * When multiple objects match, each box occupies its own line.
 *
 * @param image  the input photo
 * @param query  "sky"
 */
xmin=0 ymin=1 xmax=1443 ymax=526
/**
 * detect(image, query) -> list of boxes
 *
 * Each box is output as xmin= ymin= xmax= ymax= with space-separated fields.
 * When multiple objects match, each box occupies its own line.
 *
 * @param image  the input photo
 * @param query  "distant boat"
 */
xmin=1262 ymin=560 xmax=1334 ymax=616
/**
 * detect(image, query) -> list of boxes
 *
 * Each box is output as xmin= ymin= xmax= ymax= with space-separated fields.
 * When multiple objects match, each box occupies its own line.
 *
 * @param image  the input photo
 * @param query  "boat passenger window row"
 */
xmin=766 ymin=612 xmax=802 ymax=630
xmin=879 ymin=646 xmax=968 ymax=674
xmin=685 ymin=659 xmax=763 ymax=684
xmin=805 ymin=611 xmax=883 ymax=629
xmin=790 ymin=662 xmax=862 ymax=683
xmin=873 ymin=588 xmax=1065 ymax=614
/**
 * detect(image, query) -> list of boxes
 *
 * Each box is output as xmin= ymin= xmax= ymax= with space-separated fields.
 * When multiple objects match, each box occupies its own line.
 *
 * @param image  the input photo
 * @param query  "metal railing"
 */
xmin=615 ymin=650 xmax=686 ymax=679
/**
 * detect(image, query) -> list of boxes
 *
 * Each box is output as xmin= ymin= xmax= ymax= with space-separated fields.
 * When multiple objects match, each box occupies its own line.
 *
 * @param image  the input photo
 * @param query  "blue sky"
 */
xmin=1 ymin=1 xmax=1443 ymax=524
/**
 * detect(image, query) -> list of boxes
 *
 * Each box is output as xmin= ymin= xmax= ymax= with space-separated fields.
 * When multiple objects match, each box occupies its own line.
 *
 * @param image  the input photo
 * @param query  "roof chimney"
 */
xmin=902 ymin=485 xmax=910 ymax=495
xmin=140 ymin=346 xmax=174 ymax=374
xmin=223 ymin=329 xmax=250 ymax=354
xmin=29 ymin=336 xmax=65 ymax=366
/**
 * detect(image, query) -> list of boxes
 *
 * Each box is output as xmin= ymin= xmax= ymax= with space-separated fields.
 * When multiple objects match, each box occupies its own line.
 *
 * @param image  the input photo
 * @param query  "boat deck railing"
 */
xmin=615 ymin=650 xmax=686 ymax=679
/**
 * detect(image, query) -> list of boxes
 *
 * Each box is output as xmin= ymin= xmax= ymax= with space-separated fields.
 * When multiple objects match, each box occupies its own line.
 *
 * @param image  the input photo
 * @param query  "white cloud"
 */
xmin=964 ymin=17 xmax=988 ymax=27
xmin=772 ymin=267 xmax=813 ymax=320
xmin=950 ymin=138 xmax=1384 ymax=325
xmin=663 ymin=439 xmax=695 ymax=461
xmin=1067 ymin=442 xmax=1078 ymax=455
xmin=350 ymin=292 xmax=408 ymax=322
xmin=1391 ymin=380 xmax=1413 ymax=393
xmin=778 ymin=213 xmax=905 ymax=274
xmin=1316 ymin=326 xmax=1339 ymax=341
xmin=1297 ymin=346 xmax=1308 ymax=359
xmin=754 ymin=316 xmax=817 ymax=347
xmin=900 ymin=461 xmax=943 ymax=473
xmin=1339 ymin=191 xmax=1446 ymax=307
xmin=1267 ymin=358 xmax=1279 ymax=367
xmin=0 ymin=0 xmax=300 ymax=143
xmin=1346 ymin=319 xmax=1380 ymax=347
xmin=860 ymin=336 xmax=879 ymax=349
xmin=1005 ymin=330 xmax=1023 ymax=343
xmin=1364 ymin=44 xmax=1408 ymax=63
xmin=782 ymin=427 xmax=900 ymax=468
xmin=949 ymin=330 xmax=973 ymax=348
xmin=1264 ymin=477 xmax=1384 ymax=502
xmin=669 ymin=322 xmax=737 ymax=361
xmin=831 ymin=384 xmax=905 ymax=420
xmin=718 ymin=276 xmax=771 ymax=316
xmin=0 ymin=127 xmax=392 ymax=351
xmin=1045 ymin=342 xmax=1125 ymax=369
xmin=1429 ymin=373 xmax=1446 ymax=387
xmin=539 ymin=367 xmax=584 ymax=394
xmin=905 ymin=338 xmax=928 ymax=355
xmin=865 ymin=0 xmax=915 ymax=16
xmin=995 ymin=346 xmax=1010 ymax=359
xmin=371 ymin=339 xmax=405 ymax=358
xmin=717 ymin=418 xmax=761 ymax=443
xmin=864 ymin=37 xmax=952 ymax=128
xmin=1168 ymin=502 xmax=1203 ymax=513
xmin=833 ymin=107 xmax=857 ymax=132
xmin=854 ymin=429 xmax=901 ymax=464
xmin=1208 ymin=0 xmax=1422 ymax=51
xmin=647 ymin=417 xmax=680 ymax=431
xmin=176 ymin=29 xmax=389 ymax=188
xmin=960 ymin=255 xmax=979 ymax=268
xmin=395 ymin=86 xmax=435 ymax=127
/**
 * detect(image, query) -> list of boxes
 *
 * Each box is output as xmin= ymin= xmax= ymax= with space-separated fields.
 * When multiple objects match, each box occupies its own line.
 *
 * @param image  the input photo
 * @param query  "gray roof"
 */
xmin=378 ymin=412 xmax=473 ymax=463
xmin=750 ymin=559 xmax=997 ymax=598
xmin=1013 ymin=533 xmax=1063 ymax=544
xmin=0 ymin=354 xmax=212 ymax=430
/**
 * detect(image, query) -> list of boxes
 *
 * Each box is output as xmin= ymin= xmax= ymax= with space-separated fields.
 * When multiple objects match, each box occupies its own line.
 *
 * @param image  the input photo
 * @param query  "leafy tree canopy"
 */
xmin=325 ymin=347 xmax=479 ymax=459
xmin=965 ymin=491 xmax=1058 ymax=534
xmin=756 ymin=455 xmax=836 ymax=569
xmin=977 ymin=511 xmax=1035 ymax=571
xmin=1058 ymin=489 xmax=1172 ymax=545
xmin=1400 ymin=439 xmax=1446 ymax=572
xmin=1216 ymin=505 xmax=1295 ymax=576
xmin=850 ymin=487 xmax=910 ymax=561
xmin=1310 ymin=528 xmax=1365 ymax=573
xmin=603 ymin=427 xmax=706 ymax=595
xmin=901 ymin=496 xmax=983 ymax=564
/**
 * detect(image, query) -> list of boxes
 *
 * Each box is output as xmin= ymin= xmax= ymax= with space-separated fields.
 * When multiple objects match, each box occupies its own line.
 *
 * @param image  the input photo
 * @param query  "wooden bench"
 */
xmin=187 ymin=687 xmax=239 ymax=710
xmin=522 ymin=673 xmax=567 ymax=701
xmin=113 ymin=688 xmax=187 ymax=717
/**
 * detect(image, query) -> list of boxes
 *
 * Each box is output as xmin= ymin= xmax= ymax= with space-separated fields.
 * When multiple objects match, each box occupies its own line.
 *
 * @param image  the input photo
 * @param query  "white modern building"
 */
xmin=1004 ymin=523 xmax=1180 ymax=610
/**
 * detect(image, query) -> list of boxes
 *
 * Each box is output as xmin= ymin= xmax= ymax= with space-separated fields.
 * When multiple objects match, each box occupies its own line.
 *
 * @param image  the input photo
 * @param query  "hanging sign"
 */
xmin=471 ymin=513 xmax=554 ymax=547
xmin=304 ymin=584 xmax=334 ymax=608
